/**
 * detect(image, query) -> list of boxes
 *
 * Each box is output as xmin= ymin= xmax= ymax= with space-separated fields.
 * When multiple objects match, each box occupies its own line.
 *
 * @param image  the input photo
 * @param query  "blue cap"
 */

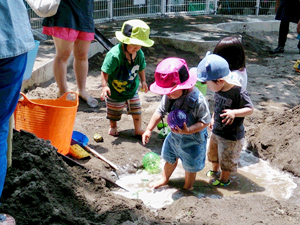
xmin=197 ymin=52 xmax=231 ymax=82
xmin=197 ymin=52 xmax=241 ymax=86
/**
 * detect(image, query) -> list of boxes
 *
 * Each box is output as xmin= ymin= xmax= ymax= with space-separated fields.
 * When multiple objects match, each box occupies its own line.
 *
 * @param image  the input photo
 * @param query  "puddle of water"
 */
xmin=114 ymin=149 xmax=297 ymax=209
xmin=114 ymin=162 xmax=186 ymax=209
xmin=237 ymin=150 xmax=297 ymax=200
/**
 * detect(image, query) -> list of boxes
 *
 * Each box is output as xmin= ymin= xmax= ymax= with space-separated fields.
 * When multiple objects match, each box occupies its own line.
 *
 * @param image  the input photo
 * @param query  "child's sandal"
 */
xmin=211 ymin=179 xmax=231 ymax=187
xmin=206 ymin=170 xmax=220 ymax=177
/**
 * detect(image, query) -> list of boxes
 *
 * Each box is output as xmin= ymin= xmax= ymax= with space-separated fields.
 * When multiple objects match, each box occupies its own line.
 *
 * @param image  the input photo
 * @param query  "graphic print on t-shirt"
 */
xmin=214 ymin=94 xmax=233 ymax=129
xmin=112 ymin=64 xmax=140 ymax=93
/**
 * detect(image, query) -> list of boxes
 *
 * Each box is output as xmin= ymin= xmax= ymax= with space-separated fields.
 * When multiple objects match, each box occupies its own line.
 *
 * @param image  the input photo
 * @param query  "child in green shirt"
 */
xmin=100 ymin=19 xmax=154 ymax=136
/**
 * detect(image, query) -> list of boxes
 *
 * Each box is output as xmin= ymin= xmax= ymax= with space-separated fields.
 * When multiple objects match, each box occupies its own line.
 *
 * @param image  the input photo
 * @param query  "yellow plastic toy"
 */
xmin=294 ymin=60 xmax=300 ymax=73
xmin=69 ymin=144 xmax=90 ymax=159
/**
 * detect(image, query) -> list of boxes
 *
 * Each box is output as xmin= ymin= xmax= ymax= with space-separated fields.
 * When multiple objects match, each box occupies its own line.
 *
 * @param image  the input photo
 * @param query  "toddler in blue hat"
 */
xmin=197 ymin=52 xmax=254 ymax=187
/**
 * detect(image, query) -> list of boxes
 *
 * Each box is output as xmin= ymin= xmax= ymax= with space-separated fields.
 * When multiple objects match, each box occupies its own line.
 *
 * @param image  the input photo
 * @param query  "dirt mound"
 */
xmin=2 ymin=130 xmax=300 ymax=225
xmin=247 ymin=105 xmax=300 ymax=177
xmin=0 ymin=130 xmax=155 ymax=224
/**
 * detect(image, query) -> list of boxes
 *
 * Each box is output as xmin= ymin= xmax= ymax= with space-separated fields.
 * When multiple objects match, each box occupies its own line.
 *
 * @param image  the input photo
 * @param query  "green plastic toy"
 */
xmin=143 ymin=152 xmax=161 ymax=173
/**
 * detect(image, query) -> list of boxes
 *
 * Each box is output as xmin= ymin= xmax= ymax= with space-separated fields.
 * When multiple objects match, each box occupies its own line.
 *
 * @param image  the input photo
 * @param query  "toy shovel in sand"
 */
xmin=71 ymin=131 xmax=119 ymax=170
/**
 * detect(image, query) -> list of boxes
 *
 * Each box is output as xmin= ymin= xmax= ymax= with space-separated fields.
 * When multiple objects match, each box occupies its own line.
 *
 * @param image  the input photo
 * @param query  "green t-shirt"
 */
xmin=101 ymin=43 xmax=146 ymax=101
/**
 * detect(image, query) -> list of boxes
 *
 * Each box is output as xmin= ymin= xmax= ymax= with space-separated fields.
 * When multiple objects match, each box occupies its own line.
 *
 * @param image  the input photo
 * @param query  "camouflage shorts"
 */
xmin=207 ymin=133 xmax=244 ymax=172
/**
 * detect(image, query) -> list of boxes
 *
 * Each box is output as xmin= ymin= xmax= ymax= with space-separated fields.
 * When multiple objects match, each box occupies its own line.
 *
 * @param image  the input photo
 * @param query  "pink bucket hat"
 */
xmin=150 ymin=57 xmax=197 ymax=95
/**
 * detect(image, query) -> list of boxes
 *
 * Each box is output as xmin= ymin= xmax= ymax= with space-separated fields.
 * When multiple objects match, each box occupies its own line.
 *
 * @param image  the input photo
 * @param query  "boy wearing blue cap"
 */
xmin=197 ymin=52 xmax=254 ymax=186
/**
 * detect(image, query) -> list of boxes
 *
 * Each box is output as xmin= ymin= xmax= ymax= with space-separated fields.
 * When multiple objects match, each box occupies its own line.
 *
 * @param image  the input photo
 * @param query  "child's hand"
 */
xmin=220 ymin=109 xmax=235 ymax=125
xmin=209 ymin=118 xmax=214 ymax=130
xmin=141 ymin=81 xmax=148 ymax=93
xmin=171 ymin=122 xmax=189 ymax=134
xmin=100 ymin=86 xmax=111 ymax=101
xmin=142 ymin=130 xmax=151 ymax=145
xmin=209 ymin=113 xmax=214 ymax=130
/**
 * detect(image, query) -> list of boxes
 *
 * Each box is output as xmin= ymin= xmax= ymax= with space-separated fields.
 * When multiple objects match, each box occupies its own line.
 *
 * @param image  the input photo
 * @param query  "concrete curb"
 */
xmin=21 ymin=40 xmax=108 ymax=92
xmin=217 ymin=20 xmax=280 ymax=33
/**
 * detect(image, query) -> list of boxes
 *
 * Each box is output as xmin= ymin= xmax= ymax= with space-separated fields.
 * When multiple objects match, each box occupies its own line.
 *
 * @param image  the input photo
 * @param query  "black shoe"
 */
xmin=270 ymin=46 xmax=284 ymax=54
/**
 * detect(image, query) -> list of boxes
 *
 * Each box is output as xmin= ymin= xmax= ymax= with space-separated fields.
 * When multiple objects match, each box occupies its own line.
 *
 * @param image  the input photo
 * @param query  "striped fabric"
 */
xmin=106 ymin=93 xmax=141 ymax=121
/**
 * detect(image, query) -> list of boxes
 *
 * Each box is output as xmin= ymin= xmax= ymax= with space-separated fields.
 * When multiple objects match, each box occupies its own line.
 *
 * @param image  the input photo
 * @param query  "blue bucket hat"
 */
xmin=197 ymin=52 xmax=241 ymax=86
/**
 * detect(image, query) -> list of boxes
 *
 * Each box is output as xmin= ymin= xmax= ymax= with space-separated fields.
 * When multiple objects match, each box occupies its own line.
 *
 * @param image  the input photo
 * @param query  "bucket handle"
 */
xmin=19 ymin=92 xmax=78 ymax=103
xmin=19 ymin=92 xmax=32 ymax=103
xmin=58 ymin=92 xmax=78 ymax=102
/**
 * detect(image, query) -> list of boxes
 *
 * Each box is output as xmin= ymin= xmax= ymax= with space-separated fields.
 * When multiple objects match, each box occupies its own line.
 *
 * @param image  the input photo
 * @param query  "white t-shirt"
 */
xmin=231 ymin=68 xmax=248 ymax=91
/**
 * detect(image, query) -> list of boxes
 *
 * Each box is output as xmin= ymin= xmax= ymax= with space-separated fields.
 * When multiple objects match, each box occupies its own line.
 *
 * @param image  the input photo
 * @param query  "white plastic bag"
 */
xmin=25 ymin=0 xmax=61 ymax=18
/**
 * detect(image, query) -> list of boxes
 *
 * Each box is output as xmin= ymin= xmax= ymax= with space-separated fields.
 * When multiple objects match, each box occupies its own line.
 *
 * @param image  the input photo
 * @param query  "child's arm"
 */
xmin=142 ymin=112 xmax=161 ymax=145
xmin=220 ymin=107 xmax=254 ymax=125
xmin=172 ymin=121 xmax=209 ymax=135
xmin=100 ymin=71 xmax=111 ymax=100
xmin=209 ymin=113 xmax=214 ymax=131
xmin=138 ymin=70 xmax=148 ymax=93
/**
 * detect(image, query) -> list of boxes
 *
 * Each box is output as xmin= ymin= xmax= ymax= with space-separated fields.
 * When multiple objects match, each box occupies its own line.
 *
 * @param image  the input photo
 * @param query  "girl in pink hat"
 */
xmin=142 ymin=57 xmax=211 ymax=190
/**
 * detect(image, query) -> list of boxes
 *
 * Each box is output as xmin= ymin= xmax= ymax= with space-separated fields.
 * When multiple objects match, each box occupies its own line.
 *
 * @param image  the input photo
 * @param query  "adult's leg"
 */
xmin=0 ymin=54 xmax=27 ymax=199
xmin=278 ymin=20 xmax=290 ymax=48
xmin=52 ymin=37 xmax=74 ymax=96
xmin=0 ymin=120 xmax=9 ymax=199
xmin=73 ymin=39 xmax=90 ymax=98
xmin=73 ymin=39 xmax=98 ymax=107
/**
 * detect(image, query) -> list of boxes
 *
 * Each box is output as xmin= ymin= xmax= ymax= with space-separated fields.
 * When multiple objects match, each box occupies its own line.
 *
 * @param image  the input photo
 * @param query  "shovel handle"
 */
xmin=84 ymin=145 xmax=119 ymax=170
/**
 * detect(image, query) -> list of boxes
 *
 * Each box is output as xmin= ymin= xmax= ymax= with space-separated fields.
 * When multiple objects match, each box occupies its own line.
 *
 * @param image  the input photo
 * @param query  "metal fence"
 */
xmin=24 ymin=0 xmax=276 ymax=32
xmin=217 ymin=0 xmax=276 ymax=15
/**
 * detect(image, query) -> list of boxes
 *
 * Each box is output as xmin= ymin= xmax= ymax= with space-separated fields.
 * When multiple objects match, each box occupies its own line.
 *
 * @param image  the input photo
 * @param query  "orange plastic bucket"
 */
xmin=14 ymin=92 xmax=78 ymax=155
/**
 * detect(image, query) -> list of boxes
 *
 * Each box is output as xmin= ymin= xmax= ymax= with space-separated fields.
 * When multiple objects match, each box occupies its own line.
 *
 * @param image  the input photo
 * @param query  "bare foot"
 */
xmin=78 ymin=91 xmax=98 ymax=108
xmin=149 ymin=178 xmax=168 ymax=189
xmin=183 ymin=185 xmax=194 ymax=191
xmin=108 ymin=127 xmax=119 ymax=136
xmin=135 ymin=128 xmax=144 ymax=136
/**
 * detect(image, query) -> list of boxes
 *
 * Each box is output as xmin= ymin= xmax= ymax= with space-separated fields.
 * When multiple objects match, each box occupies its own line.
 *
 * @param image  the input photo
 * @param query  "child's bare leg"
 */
xmin=150 ymin=160 xmax=178 ymax=189
xmin=132 ymin=114 xmax=144 ymax=135
xmin=108 ymin=120 xmax=119 ymax=136
xmin=184 ymin=171 xmax=197 ymax=190
xmin=219 ymin=170 xmax=230 ymax=182
xmin=212 ymin=162 xmax=220 ymax=173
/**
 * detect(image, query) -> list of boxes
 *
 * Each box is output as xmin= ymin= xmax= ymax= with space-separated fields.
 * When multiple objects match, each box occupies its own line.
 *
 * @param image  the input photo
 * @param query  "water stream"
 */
xmin=114 ymin=148 xmax=298 ymax=209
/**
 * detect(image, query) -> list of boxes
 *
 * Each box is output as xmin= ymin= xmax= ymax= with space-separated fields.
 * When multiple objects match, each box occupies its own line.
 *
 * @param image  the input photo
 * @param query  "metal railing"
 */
xmin=24 ymin=0 xmax=276 ymax=32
